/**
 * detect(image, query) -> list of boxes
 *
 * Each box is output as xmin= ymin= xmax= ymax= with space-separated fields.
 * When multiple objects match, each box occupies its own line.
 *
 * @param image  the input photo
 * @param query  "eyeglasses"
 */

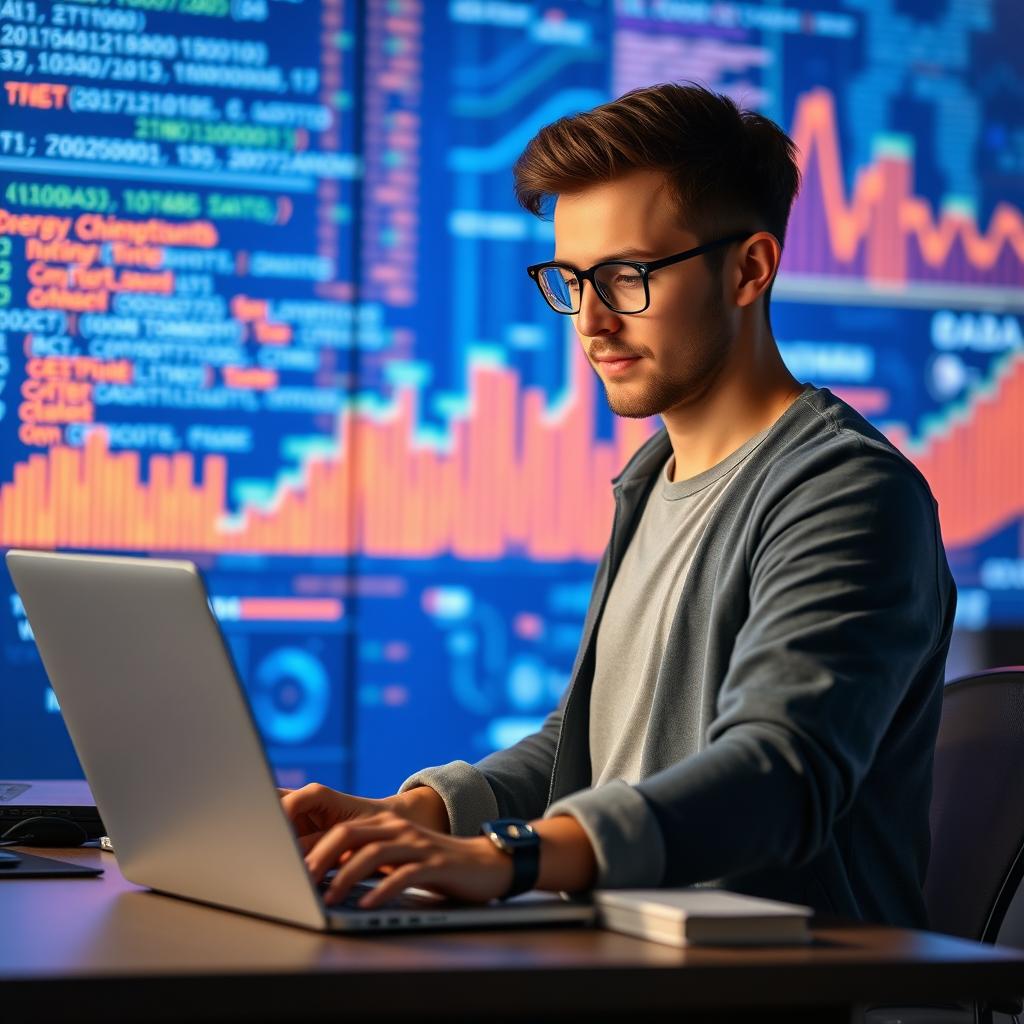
xmin=526 ymin=232 xmax=751 ymax=315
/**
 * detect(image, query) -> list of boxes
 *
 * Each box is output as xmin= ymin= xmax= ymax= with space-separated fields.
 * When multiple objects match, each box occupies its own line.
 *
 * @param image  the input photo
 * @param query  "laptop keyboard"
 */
xmin=316 ymin=877 xmax=443 ymax=912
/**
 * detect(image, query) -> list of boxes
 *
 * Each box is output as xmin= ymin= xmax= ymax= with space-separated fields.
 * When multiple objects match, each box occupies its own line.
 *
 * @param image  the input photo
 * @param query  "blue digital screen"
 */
xmin=0 ymin=0 xmax=1019 ymax=796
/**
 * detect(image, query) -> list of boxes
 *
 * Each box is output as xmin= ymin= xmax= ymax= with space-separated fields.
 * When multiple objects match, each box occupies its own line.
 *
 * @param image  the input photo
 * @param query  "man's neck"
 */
xmin=661 ymin=333 xmax=803 ymax=483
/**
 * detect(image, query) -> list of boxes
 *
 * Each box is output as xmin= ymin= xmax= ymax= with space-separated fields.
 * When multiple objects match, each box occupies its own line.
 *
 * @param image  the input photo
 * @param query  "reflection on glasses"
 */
xmin=525 ymin=232 xmax=751 ymax=315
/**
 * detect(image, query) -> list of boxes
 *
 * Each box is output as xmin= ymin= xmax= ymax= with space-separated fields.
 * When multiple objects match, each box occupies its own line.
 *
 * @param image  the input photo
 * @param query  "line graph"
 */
xmin=779 ymin=88 xmax=1024 ymax=309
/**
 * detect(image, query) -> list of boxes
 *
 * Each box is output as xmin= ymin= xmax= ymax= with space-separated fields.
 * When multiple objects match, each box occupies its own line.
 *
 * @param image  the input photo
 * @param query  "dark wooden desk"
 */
xmin=2 ymin=846 xmax=1023 ymax=1023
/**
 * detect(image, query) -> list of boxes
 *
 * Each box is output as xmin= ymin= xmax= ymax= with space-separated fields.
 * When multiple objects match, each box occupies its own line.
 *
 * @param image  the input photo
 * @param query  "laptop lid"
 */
xmin=6 ymin=550 xmax=328 ymax=930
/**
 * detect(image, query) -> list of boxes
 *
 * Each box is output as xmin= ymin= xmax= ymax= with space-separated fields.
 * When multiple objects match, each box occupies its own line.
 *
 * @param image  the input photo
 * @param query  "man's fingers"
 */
xmin=297 ymin=831 xmax=325 ymax=853
xmin=302 ymin=837 xmax=357 ymax=861
xmin=304 ymin=821 xmax=408 ymax=882
xmin=280 ymin=785 xmax=387 ymax=839
xmin=323 ymin=843 xmax=425 ymax=905
xmin=280 ymin=786 xmax=320 ymax=818
xmin=279 ymin=788 xmax=316 ymax=832
xmin=281 ymin=784 xmax=343 ymax=835
xmin=356 ymin=862 xmax=435 ymax=909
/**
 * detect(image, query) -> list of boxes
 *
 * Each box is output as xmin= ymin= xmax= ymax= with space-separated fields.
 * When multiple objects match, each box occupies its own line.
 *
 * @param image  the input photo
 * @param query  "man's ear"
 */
xmin=733 ymin=232 xmax=781 ymax=309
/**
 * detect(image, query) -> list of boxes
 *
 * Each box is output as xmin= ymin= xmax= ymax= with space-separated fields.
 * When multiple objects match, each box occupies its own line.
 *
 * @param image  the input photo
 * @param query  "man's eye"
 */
xmin=561 ymin=276 xmax=579 ymax=290
xmin=615 ymin=274 xmax=643 ymax=287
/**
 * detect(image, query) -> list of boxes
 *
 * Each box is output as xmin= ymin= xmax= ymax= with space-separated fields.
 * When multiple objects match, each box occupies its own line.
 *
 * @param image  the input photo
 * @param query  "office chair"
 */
xmin=864 ymin=667 xmax=1024 ymax=1024
xmin=925 ymin=667 xmax=1024 ymax=948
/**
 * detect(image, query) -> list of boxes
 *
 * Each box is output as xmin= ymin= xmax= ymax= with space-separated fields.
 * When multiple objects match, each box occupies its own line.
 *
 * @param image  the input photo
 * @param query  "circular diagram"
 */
xmin=251 ymin=647 xmax=330 ymax=745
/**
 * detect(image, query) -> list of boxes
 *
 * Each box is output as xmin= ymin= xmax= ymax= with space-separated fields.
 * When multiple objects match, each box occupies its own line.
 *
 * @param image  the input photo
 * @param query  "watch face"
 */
xmin=487 ymin=819 xmax=537 ymax=850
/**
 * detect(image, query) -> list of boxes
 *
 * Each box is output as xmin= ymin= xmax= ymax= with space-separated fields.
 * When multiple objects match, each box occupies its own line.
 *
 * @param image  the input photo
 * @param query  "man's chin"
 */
xmin=607 ymin=402 xmax=656 ymax=419
xmin=603 ymin=387 xmax=667 ymax=420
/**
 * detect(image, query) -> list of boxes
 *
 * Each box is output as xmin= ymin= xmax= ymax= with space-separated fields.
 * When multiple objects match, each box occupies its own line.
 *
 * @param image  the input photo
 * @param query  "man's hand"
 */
xmin=280 ymin=783 xmax=450 ymax=854
xmin=304 ymin=810 xmax=513 ymax=908
xmin=299 ymin=805 xmax=598 ymax=907
xmin=282 ymin=783 xmax=597 ymax=905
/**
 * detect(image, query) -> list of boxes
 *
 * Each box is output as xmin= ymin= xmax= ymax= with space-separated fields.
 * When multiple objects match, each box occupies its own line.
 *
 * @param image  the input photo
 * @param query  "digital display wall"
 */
xmin=0 ymin=0 xmax=1020 ymax=795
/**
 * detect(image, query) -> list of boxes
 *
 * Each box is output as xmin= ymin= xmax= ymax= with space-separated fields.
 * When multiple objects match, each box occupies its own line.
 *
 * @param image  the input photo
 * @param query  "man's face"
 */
xmin=552 ymin=168 xmax=734 ymax=419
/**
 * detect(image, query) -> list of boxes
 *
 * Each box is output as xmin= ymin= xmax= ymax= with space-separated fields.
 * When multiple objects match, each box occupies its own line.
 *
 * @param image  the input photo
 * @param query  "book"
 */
xmin=594 ymin=888 xmax=813 ymax=947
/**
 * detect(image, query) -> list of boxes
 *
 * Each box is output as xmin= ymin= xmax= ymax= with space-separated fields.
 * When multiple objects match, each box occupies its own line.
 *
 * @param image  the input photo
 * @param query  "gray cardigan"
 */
xmin=401 ymin=387 xmax=957 ymax=927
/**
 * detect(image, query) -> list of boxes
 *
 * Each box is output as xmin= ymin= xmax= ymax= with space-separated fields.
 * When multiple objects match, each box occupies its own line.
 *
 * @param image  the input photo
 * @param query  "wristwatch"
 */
xmin=480 ymin=818 xmax=540 ymax=899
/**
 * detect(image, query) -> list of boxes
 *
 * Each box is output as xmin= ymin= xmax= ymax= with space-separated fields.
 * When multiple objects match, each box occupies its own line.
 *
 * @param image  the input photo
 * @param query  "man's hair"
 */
xmin=512 ymin=82 xmax=801 ymax=321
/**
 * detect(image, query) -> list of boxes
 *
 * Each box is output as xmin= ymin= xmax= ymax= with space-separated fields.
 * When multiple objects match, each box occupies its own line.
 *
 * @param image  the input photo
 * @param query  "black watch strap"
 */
xmin=481 ymin=819 xmax=540 ymax=899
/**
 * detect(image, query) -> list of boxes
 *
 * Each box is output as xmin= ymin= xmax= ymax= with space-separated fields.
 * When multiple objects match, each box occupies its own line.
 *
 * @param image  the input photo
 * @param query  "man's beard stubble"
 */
xmin=596 ymin=285 xmax=732 ymax=420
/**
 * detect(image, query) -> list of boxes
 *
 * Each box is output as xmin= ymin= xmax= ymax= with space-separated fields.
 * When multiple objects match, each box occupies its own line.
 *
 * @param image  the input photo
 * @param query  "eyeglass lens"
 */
xmin=536 ymin=264 xmax=647 ymax=314
xmin=536 ymin=267 xmax=577 ymax=312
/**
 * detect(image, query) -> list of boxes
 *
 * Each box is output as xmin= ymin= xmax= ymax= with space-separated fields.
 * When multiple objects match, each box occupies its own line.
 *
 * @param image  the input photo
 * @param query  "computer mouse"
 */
xmin=0 ymin=816 xmax=88 ymax=847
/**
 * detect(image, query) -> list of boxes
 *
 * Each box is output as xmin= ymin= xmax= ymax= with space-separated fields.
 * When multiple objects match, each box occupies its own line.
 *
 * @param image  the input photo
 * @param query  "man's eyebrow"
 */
xmin=552 ymin=246 xmax=661 ymax=265
xmin=604 ymin=246 xmax=661 ymax=260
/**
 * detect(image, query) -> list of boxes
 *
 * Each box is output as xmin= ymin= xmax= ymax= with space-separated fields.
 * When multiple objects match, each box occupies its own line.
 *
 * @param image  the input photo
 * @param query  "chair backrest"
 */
xmin=924 ymin=668 xmax=1024 ymax=942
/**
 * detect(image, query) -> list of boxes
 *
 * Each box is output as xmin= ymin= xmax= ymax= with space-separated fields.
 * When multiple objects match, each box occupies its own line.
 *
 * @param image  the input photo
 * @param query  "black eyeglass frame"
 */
xmin=526 ymin=231 xmax=752 ymax=315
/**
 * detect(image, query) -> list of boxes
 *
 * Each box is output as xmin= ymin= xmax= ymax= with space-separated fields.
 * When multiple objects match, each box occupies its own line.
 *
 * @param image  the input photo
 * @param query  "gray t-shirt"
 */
xmin=589 ymin=425 xmax=773 ymax=786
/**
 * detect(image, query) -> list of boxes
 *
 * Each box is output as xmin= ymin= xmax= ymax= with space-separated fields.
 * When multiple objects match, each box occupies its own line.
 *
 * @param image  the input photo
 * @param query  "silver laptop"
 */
xmin=6 ymin=549 xmax=594 ymax=933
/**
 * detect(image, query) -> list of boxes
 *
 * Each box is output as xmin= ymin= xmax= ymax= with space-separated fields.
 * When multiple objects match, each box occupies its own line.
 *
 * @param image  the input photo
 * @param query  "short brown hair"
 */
xmin=513 ymin=83 xmax=801 ymax=318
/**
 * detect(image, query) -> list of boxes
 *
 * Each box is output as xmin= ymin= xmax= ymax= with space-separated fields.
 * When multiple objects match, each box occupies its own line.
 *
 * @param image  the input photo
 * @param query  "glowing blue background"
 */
xmin=0 ymin=0 xmax=1020 ymax=798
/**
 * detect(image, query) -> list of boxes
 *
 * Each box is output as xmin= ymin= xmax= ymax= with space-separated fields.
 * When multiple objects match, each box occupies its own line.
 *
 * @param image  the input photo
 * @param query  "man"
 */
xmin=282 ymin=84 xmax=956 ymax=927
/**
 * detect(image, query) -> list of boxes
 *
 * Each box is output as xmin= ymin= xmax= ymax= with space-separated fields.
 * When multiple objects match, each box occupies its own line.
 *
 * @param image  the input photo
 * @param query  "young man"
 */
xmin=282 ymin=84 xmax=956 ymax=927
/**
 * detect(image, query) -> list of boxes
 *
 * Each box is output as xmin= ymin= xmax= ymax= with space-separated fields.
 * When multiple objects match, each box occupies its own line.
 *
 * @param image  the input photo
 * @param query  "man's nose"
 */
xmin=574 ymin=280 xmax=622 ymax=337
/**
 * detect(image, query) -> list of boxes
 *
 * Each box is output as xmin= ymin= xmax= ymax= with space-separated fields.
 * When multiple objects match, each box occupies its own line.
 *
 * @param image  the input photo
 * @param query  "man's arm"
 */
xmin=546 ymin=444 xmax=954 ymax=888
xmin=391 ymin=783 xmax=450 ymax=832
xmin=530 ymin=814 xmax=598 ymax=890
xmin=637 ymin=448 xmax=953 ymax=883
